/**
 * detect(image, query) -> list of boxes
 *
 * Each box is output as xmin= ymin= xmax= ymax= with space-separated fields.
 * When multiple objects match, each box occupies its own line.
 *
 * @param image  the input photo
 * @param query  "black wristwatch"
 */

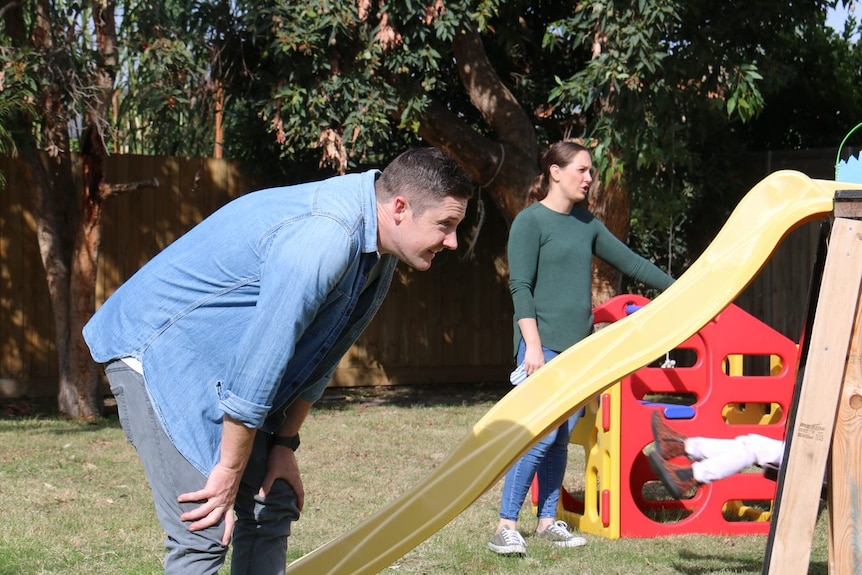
xmin=271 ymin=433 xmax=300 ymax=451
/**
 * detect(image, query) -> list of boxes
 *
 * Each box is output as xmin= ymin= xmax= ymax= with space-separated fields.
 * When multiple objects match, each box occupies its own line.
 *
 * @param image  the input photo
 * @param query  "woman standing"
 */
xmin=489 ymin=141 xmax=674 ymax=556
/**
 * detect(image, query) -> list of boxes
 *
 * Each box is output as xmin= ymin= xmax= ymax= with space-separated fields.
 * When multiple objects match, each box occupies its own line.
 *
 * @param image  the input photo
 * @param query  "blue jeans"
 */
xmin=499 ymin=344 xmax=581 ymax=522
xmin=106 ymin=361 xmax=300 ymax=575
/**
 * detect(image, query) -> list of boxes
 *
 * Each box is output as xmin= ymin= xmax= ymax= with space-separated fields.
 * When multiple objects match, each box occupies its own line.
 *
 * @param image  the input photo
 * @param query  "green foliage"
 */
xmin=737 ymin=5 xmax=862 ymax=149
xmin=237 ymin=0 xmax=501 ymax=169
xmin=528 ymin=0 xmax=848 ymax=272
xmin=0 ymin=2 xmax=94 ymax=155
xmin=116 ymin=35 xmax=212 ymax=154
xmin=110 ymin=0 xmax=235 ymax=156
xmin=0 ymin=47 xmax=38 ymax=181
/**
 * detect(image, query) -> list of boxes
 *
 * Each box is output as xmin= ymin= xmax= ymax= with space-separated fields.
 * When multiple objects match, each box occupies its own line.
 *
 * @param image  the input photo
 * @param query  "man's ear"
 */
xmin=392 ymin=196 xmax=410 ymax=222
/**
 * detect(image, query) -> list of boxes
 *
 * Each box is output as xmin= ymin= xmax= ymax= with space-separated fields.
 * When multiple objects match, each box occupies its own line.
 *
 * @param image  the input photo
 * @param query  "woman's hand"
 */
xmin=517 ymin=317 xmax=545 ymax=375
xmin=523 ymin=345 xmax=546 ymax=375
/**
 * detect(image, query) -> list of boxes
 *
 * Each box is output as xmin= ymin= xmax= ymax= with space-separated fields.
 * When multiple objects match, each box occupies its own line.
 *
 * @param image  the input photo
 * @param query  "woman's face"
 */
xmin=551 ymin=151 xmax=593 ymax=203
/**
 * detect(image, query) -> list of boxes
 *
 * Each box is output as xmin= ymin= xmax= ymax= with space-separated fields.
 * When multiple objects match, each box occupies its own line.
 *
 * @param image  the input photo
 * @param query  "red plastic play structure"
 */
xmin=532 ymin=294 xmax=798 ymax=538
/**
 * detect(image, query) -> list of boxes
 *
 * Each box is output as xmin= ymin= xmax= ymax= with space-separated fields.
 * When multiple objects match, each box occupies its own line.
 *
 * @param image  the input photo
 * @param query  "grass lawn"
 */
xmin=0 ymin=383 xmax=829 ymax=574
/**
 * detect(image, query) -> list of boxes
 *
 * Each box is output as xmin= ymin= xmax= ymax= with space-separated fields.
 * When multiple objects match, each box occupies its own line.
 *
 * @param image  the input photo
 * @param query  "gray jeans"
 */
xmin=106 ymin=361 xmax=301 ymax=574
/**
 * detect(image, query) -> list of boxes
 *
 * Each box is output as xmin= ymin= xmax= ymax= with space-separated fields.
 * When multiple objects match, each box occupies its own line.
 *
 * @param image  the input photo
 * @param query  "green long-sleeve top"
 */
xmin=508 ymin=202 xmax=674 ymax=355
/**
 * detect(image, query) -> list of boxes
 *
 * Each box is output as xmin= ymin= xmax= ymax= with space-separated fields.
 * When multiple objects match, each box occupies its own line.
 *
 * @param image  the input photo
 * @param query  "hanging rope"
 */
xmin=462 ymin=143 xmax=504 ymax=260
xmin=661 ymin=174 xmax=677 ymax=369
xmin=480 ymin=142 xmax=506 ymax=188
xmin=461 ymin=187 xmax=486 ymax=260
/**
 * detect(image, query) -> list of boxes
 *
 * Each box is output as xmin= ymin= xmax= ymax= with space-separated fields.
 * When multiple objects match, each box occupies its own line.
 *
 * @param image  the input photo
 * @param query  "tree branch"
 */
xmin=0 ymin=1 xmax=22 ymax=21
xmin=102 ymin=177 xmax=160 ymax=200
xmin=452 ymin=28 xmax=536 ymax=153
xmin=419 ymin=100 xmax=499 ymax=183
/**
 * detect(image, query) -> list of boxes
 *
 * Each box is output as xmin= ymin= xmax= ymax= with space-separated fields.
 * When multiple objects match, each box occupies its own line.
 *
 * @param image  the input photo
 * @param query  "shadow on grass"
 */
xmin=672 ymin=550 xmax=763 ymax=574
xmin=672 ymin=550 xmax=827 ymax=575
xmin=0 ymin=396 xmax=122 ymax=432
xmin=313 ymin=381 xmax=512 ymax=411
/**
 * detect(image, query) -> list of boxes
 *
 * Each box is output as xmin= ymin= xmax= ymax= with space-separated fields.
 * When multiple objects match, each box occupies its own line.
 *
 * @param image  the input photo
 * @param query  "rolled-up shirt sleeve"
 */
xmin=217 ymin=384 xmax=272 ymax=426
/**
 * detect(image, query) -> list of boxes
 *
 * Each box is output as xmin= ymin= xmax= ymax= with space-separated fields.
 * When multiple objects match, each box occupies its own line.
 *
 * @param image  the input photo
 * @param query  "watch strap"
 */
xmin=271 ymin=433 xmax=300 ymax=451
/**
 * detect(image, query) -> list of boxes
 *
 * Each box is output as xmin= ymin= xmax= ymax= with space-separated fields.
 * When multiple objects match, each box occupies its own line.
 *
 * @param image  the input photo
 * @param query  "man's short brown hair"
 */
xmin=377 ymin=148 xmax=473 ymax=215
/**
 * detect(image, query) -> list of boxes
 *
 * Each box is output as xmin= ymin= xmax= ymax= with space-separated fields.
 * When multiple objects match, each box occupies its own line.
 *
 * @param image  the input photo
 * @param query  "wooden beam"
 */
xmin=827 ymin=278 xmax=862 ymax=574
xmin=764 ymin=217 xmax=862 ymax=574
xmin=835 ymin=191 xmax=862 ymax=219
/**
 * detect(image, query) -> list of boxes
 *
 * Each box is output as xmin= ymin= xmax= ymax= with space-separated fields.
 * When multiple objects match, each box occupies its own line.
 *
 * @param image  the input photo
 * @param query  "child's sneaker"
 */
xmin=535 ymin=521 xmax=587 ymax=547
xmin=651 ymin=412 xmax=688 ymax=460
xmin=648 ymin=450 xmax=699 ymax=499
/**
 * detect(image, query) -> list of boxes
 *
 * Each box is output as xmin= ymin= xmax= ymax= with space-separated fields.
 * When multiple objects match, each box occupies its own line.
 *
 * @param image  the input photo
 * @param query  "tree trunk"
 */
xmin=22 ymin=0 xmax=118 ymax=419
xmin=215 ymin=83 xmax=225 ymax=159
xmin=69 ymin=125 xmax=108 ymax=419
xmin=419 ymin=102 xmax=536 ymax=225
xmin=24 ymin=145 xmax=106 ymax=421
xmin=589 ymin=172 xmax=631 ymax=307
xmin=21 ymin=151 xmax=84 ymax=416
xmin=57 ymin=0 xmax=119 ymax=419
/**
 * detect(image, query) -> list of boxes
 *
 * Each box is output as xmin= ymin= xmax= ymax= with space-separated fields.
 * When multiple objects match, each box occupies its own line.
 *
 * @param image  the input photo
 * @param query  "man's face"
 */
xmin=387 ymin=195 xmax=468 ymax=271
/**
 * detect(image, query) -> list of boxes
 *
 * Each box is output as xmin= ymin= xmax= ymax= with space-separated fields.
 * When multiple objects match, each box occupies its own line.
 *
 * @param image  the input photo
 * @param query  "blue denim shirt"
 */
xmin=83 ymin=170 xmax=396 ymax=474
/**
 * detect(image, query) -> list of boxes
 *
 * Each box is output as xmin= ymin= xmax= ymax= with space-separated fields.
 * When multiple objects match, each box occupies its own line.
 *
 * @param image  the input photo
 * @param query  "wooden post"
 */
xmin=828 ymin=299 xmax=862 ymax=574
xmin=827 ymin=192 xmax=862 ymax=574
xmin=764 ymin=216 xmax=862 ymax=574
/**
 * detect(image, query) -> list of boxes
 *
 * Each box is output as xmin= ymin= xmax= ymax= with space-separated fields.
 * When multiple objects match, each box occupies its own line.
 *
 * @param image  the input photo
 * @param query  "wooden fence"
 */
xmin=0 ymin=154 xmax=513 ymax=397
xmin=0 ymin=149 xmax=849 ymax=398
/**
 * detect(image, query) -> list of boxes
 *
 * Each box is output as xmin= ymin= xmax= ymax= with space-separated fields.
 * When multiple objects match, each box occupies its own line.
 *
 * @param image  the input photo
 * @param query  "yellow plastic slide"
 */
xmin=286 ymin=171 xmax=861 ymax=574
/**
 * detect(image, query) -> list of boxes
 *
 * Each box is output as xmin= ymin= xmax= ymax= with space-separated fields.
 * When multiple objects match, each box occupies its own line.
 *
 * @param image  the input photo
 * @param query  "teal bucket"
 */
xmin=835 ymin=122 xmax=862 ymax=182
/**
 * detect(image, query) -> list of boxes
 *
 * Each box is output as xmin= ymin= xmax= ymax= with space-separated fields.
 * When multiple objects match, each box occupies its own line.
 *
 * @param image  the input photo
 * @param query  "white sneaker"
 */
xmin=488 ymin=527 xmax=527 ymax=555
xmin=535 ymin=520 xmax=587 ymax=548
